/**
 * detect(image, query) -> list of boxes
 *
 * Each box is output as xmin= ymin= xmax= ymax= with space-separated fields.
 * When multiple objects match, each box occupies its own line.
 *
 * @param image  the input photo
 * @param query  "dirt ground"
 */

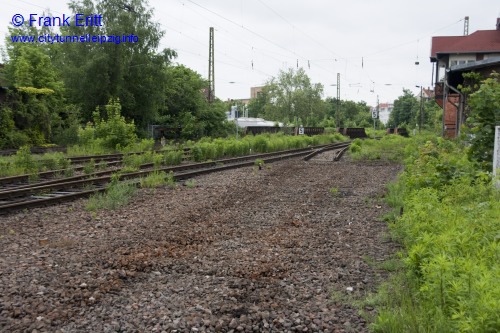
xmin=0 ymin=152 xmax=402 ymax=333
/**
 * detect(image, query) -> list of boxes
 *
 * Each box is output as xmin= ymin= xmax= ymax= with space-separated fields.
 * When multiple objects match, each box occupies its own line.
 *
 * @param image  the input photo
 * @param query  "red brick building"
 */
xmin=430 ymin=17 xmax=500 ymax=137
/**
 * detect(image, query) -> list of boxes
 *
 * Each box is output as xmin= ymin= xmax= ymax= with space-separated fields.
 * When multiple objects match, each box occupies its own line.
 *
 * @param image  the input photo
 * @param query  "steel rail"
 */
xmin=0 ymin=143 xmax=347 ymax=213
xmin=303 ymin=142 xmax=351 ymax=161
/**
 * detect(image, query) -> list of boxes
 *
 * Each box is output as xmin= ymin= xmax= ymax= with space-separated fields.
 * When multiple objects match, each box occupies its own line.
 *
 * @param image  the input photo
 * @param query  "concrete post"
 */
xmin=494 ymin=126 xmax=500 ymax=187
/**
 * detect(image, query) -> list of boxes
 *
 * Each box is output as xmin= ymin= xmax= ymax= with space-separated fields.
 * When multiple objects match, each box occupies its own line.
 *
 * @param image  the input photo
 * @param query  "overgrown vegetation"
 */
xmin=349 ymin=135 xmax=421 ymax=161
xmin=85 ymin=180 xmax=137 ymax=211
xmin=188 ymin=132 xmax=346 ymax=162
xmin=353 ymin=136 xmax=500 ymax=333
xmin=463 ymin=73 xmax=500 ymax=171
xmin=0 ymin=146 xmax=71 ymax=177
xmin=140 ymin=171 xmax=175 ymax=188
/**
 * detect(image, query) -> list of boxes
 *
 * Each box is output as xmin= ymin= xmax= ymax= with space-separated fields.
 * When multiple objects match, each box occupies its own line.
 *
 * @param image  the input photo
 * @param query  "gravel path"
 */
xmin=0 ymin=152 xmax=402 ymax=333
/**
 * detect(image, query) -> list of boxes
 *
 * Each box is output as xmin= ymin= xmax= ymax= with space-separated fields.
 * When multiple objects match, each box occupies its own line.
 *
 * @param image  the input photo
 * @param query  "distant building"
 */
xmin=227 ymin=98 xmax=250 ymax=105
xmin=226 ymin=105 xmax=282 ymax=128
xmin=415 ymin=87 xmax=434 ymax=104
xmin=430 ymin=16 xmax=500 ymax=137
xmin=371 ymin=102 xmax=393 ymax=125
xmin=251 ymin=86 xmax=264 ymax=99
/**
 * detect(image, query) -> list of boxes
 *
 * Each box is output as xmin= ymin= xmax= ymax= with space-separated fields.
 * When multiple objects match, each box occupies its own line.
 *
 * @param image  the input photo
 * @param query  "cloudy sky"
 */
xmin=2 ymin=0 xmax=499 ymax=106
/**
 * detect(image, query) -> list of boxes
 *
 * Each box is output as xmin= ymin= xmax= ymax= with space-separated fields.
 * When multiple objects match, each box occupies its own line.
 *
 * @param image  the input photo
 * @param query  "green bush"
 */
xmin=77 ymin=98 xmax=138 ymax=151
xmin=373 ymin=138 xmax=499 ymax=333
xmin=86 ymin=180 xmax=137 ymax=211
xmin=140 ymin=171 xmax=175 ymax=188
xmin=13 ymin=145 xmax=38 ymax=175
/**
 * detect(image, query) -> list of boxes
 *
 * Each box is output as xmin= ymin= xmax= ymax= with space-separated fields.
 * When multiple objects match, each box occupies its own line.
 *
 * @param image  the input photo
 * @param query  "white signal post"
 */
xmin=494 ymin=126 xmax=500 ymax=188
xmin=372 ymin=95 xmax=379 ymax=138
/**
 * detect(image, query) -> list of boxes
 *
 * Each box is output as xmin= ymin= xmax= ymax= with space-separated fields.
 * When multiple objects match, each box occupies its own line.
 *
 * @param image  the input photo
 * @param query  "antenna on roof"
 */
xmin=464 ymin=16 xmax=469 ymax=36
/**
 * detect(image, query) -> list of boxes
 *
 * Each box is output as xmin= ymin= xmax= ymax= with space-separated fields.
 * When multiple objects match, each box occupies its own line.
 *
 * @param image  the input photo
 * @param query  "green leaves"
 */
xmin=465 ymin=73 xmax=500 ymax=170
xmin=387 ymin=88 xmax=419 ymax=128
xmin=261 ymin=67 xmax=326 ymax=125
xmin=381 ymin=138 xmax=500 ymax=332
xmin=78 ymin=98 xmax=137 ymax=150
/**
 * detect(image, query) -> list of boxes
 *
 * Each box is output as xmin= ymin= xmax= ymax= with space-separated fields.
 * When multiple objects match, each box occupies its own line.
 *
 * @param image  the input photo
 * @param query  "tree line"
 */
xmin=0 ymin=0 xmax=439 ymax=150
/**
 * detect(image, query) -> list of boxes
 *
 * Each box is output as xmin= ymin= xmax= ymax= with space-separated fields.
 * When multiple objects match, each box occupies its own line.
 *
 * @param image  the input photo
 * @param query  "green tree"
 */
xmin=387 ymin=89 xmax=419 ymax=128
xmin=321 ymin=98 xmax=380 ymax=128
xmin=465 ymin=73 xmax=500 ymax=170
xmin=156 ymin=65 xmax=228 ymax=139
xmin=423 ymin=98 xmax=442 ymax=134
xmin=159 ymin=65 xmax=207 ymax=123
xmin=247 ymin=88 xmax=269 ymax=118
xmin=60 ymin=0 xmax=177 ymax=129
xmin=2 ymin=29 xmax=65 ymax=146
xmin=261 ymin=68 xmax=325 ymax=125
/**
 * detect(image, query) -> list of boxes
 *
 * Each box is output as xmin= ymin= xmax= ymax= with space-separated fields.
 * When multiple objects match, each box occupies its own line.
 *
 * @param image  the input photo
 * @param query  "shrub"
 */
xmin=77 ymin=98 xmax=138 ymax=151
xmin=373 ymin=137 xmax=499 ymax=333
xmin=86 ymin=180 xmax=137 ymax=211
xmin=140 ymin=171 xmax=175 ymax=188
xmin=13 ymin=145 xmax=38 ymax=175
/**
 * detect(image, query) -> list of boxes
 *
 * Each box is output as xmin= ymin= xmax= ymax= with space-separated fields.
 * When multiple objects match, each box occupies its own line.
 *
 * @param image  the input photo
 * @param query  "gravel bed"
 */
xmin=0 ymin=153 xmax=402 ymax=333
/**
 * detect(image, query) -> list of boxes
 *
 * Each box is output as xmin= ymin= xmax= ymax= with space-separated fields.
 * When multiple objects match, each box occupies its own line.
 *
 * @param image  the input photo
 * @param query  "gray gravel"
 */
xmin=0 ymin=152 xmax=402 ymax=332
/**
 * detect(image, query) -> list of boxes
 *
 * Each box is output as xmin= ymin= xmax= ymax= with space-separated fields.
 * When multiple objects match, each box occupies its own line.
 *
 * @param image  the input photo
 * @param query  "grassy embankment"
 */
xmin=350 ymin=134 xmax=499 ymax=333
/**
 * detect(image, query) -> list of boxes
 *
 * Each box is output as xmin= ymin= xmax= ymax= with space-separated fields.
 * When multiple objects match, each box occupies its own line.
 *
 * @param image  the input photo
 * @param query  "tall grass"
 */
xmin=0 ymin=146 xmax=71 ymax=177
xmin=188 ymin=132 xmax=347 ymax=162
xmin=85 ymin=180 xmax=137 ymax=211
xmin=140 ymin=171 xmax=175 ymax=188
xmin=369 ymin=137 xmax=500 ymax=333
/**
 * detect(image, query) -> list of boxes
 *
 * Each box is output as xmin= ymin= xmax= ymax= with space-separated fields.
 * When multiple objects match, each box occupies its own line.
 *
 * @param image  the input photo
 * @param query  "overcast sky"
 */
xmin=2 ymin=0 xmax=499 ymax=106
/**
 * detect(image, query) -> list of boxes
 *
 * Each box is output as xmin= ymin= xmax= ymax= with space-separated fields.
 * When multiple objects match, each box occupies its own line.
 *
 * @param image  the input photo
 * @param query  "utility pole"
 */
xmin=208 ymin=27 xmax=215 ymax=103
xmin=336 ymin=73 xmax=340 ymax=128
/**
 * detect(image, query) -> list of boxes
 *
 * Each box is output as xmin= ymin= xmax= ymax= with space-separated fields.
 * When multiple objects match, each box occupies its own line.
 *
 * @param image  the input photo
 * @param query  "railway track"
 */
xmin=0 ymin=142 xmax=349 ymax=214
xmin=0 ymin=149 xmax=191 ymax=188
xmin=303 ymin=142 xmax=350 ymax=161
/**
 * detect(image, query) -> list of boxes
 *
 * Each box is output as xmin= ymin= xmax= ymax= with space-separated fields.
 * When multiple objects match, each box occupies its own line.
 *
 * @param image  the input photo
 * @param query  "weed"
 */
xmin=153 ymin=153 xmax=163 ymax=170
xmin=140 ymin=171 xmax=176 ymax=188
xmin=28 ymin=172 xmax=40 ymax=183
xmin=140 ymin=171 xmax=166 ymax=188
xmin=83 ymin=158 xmax=96 ymax=174
xmin=163 ymin=150 xmax=183 ymax=166
xmin=185 ymin=179 xmax=196 ymax=188
xmin=64 ymin=166 xmax=75 ymax=177
xmin=119 ymin=166 xmax=139 ymax=174
xmin=97 ymin=160 xmax=107 ymax=170
xmin=378 ymin=258 xmax=403 ymax=272
xmin=14 ymin=146 xmax=38 ymax=175
xmin=86 ymin=181 xmax=136 ymax=211
xmin=372 ymin=137 xmax=500 ymax=332
xmin=329 ymin=187 xmax=339 ymax=196
xmin=254 ymin=158 xmax=265 ymax=170
xmin=82 ymin=183 xmax=96 ymax=191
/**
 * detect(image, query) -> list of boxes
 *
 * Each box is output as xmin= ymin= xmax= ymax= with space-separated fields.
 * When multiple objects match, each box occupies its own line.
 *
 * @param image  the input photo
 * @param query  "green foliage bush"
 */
xmin=187 ymin=133 xmax=345 ymax=162
xmin=373 ymin=138 xmax=500 ymax=333
xmin=77 ymin=98 xmax=138 ymax=151
xmin=349 ymin=135 xmax=414 ymax=161
xmin=13 ymin=145 xmax=38 ymax=175
xmin=464 ymin=73 xmax=500 ymax=171
xmin=86 ymin=181 xmax=137 ymax=211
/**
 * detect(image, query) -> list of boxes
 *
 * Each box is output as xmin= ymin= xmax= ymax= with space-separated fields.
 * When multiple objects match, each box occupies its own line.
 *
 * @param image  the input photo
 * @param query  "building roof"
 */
xmin=430 ymin=30 xmax=500 ymax=61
